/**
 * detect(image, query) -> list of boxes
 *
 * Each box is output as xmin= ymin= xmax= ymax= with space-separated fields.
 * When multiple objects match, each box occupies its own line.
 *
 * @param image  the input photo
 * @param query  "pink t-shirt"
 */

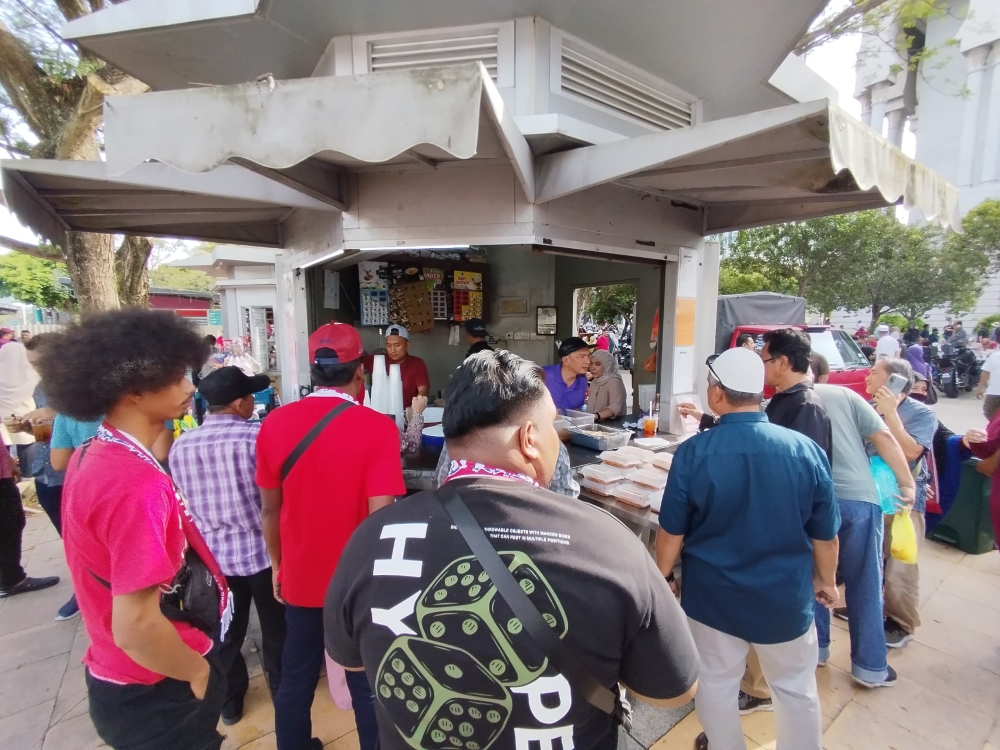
xmin=62 ymin=426 xmax=212 ymax=684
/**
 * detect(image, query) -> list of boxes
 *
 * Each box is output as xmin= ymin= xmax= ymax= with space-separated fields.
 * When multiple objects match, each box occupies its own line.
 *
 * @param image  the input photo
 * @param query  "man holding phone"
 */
xmin=865 ymin=358 xmax=937 ymax=649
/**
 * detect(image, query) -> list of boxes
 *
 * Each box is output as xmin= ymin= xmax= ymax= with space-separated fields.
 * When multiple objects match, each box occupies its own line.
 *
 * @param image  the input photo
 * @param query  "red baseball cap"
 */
xmin=308 ymin=322 xmax=365 ymax=364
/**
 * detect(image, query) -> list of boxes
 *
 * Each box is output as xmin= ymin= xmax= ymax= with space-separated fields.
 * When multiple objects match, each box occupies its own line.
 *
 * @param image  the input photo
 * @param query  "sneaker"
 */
xmin=738 ymin=691 xmax=773 ymax=715
xmin=0 ymin=576 xmax=59 ymax=598
xmin=884 ymin=619 xmax=913 ymax=649
xmin=309 ymin=740 xmax=323 ymax=750
xmin=852 ymin=664 xmax=898 ymax=689
xmin=694 ymin=731 xmax=709 ymax=750
xmin=55 ymin=594 xmax=79 ymax=621
xmin=833 ymin=607 xmax=849 ymax=622
xmin=818 ymin=656 xmax=827 ymax=667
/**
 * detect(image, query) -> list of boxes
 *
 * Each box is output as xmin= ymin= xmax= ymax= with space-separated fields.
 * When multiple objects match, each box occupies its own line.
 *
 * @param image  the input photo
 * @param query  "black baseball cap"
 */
xmin=464 ymin=318 xmax=488 ymax=337
xmin=198 ymin=366 xmax=271 ymax=406
xmin=558 ymin=337 xmax=592 ymax=358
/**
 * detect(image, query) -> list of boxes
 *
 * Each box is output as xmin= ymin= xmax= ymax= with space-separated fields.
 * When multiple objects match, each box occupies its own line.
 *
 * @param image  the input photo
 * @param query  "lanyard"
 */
xmin=444 ymin=459 xmax=539 ymax=488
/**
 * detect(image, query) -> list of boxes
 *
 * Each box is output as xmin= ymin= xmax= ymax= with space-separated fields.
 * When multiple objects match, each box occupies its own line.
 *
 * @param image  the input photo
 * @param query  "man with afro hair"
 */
xmin=38 ymin=309 xmax=231 ymax=750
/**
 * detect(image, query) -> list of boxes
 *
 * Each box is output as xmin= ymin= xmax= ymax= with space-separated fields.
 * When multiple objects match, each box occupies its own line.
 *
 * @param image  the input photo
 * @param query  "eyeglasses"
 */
xmin=760 ymin=356 xmax=780 ymax=364
xmin=705 ymin=354 xmax=721 ymax=384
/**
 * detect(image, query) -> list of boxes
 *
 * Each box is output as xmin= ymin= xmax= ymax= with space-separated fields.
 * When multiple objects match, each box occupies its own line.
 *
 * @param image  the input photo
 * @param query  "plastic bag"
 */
xmin=324 ymin=653 xmax=353 ymax=710
xmin=870 ymin=456 xmax=900 ymax=514
xmin=890 ymin=511 xmax=918 ymax=564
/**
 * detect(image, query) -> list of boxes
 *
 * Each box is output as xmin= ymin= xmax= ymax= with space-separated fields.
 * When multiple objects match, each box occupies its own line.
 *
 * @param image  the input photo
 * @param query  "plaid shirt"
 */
xmin=168 ymin=414 xmax=270 ymax=577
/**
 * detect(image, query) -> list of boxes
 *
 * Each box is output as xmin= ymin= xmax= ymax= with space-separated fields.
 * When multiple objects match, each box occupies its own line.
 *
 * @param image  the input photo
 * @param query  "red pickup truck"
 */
xmin=727 ymin=325 xmax=871 ymax=398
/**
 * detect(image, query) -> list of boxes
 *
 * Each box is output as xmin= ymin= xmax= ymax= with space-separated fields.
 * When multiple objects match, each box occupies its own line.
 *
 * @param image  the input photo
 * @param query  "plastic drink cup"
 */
xmin=643 ymin=415 xmax=657 ymax=437
xmin=32 ymin=420 xmax=53 ymax=443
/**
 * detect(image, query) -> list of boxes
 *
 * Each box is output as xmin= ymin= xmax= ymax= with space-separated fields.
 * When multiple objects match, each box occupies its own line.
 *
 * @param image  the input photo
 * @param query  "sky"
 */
xmin=0 ymin=30 xmax=878 ymax=253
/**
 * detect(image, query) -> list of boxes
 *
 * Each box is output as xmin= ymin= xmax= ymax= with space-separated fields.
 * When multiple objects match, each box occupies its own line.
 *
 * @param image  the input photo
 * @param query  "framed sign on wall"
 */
xmin=537 ymin=306 xmax=558 ymax=335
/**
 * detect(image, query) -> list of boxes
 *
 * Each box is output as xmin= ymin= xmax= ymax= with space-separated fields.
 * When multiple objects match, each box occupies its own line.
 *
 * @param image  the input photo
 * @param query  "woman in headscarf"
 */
xmin=586 ymin=348 xmax=627 ymax=419
xmin=906 ymin=344 xmax=930 ymax=378
xmin=0 ymin=342 xmax=40 ymax=453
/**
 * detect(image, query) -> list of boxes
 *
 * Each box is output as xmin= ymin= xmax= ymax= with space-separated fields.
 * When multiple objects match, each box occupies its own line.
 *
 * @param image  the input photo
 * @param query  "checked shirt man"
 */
xmin=170 ymin=366 xmax=286 ymax=726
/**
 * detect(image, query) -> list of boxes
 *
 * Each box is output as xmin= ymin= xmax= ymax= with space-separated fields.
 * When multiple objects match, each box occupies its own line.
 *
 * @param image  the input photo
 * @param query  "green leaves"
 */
xmin=149 ymin=265 xmax=213 ymax=292
xmin=0 ymin=252 xmax=70 ymax=308
xmin=716 ymin=208 xmax=991 ymax=329
xmin=582 ymin=284 xmax=637 ymax=328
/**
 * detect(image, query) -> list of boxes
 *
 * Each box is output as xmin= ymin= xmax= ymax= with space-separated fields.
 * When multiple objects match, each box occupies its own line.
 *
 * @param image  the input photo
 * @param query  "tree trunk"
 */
xmin=869 ymin=303 xmax=881 ymax=333
xmin=116 ymin=235 xmax=152 ymax=307
xmin=64 ymin=232 xmax=119 ymax=314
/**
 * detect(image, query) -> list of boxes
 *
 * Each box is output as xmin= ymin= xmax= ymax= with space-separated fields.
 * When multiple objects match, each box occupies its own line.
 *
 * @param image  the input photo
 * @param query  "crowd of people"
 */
xmin=0 ymin=310 xmax=995 ymax=750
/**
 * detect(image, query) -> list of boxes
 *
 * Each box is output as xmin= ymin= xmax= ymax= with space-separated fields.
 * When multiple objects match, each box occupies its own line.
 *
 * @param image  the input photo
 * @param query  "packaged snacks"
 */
xmin=629 ymin=469 xmax=668 ymax=491
xmin=600 ymin=451 xmax=643 ymax=469
xmin=580 ymin=464 xmax=625 ymax=484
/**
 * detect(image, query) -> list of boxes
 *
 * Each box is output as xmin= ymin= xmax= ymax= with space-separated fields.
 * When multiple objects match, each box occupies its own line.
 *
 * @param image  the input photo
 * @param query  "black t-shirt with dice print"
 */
xmin=324 ymin=476 xmax=699 ymax=750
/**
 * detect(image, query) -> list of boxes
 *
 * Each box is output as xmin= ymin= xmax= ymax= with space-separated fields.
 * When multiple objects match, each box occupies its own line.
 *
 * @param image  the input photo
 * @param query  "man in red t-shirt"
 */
xmin=364 ymin=324 xmax=430 ymax=405
xmin=38 ymin=309 xmax=228 ymax=750
xmin=258 ymin=322 xmax=405 ymax=750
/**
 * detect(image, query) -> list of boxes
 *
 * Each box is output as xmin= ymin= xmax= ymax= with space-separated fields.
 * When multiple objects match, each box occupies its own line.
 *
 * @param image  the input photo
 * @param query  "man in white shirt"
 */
xmin=874 ymin=325 xmax=900 ymax=361
xmin=977 ymin=348 xmax=1000 ymax=418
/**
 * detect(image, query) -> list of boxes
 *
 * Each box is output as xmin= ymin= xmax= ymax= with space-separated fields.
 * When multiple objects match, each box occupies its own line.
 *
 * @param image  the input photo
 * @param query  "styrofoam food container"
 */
xmin=611 ymin=484 xmax=655 ymax=509
xmin=651 ymin=454 xmax=673 ymax=473
xmin=615 ymin=446 xmax=658 ymax=464
xmin=629 ymin=468 xmax=668 ymax=491
xmin=565 ymin=409 xmax=597 ymax=427
xmin=599 ymin=450 xmax=643 ymax=469
xmin=580 ymin=477 xmax=618 ymax=497
xmin=633 ymin=437 xmax=671 ymax=450
xmin=580 ymin=464 xmax=625 ymax=484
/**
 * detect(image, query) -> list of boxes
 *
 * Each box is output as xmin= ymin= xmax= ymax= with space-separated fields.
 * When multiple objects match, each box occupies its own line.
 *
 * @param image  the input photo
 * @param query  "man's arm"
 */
xmin=655 ymin=528 xmax=683 ymax=596
xmin=978 ymin=367 xmax=991 ymax=399
xmin=50 ymin=448 xmax=73 ymax=472
xmin=260 ymin=486 xmax=283 ymax=601
xmin=368 ymin=495 xmax=395 ymax=514
xmin=868 ymin=429 xmax=917 ymax=507
xmin=812 ymin=537 xmax=840 ymax=608
xmin=112 ymin=586 xmax=211 ymax=698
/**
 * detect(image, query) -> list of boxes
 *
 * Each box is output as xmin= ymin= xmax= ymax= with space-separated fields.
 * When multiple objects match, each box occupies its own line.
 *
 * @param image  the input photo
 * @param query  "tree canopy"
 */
xmin=150 ymin=265 xmax=214 ymax=293
xmin=716 ymin=209 xmax=991 ymax=330
xmin=0 ymin=252 xmax=70 ymax=309
xmin=582 ymin=284 xmax=637 ymax=331
xmin=0 ymin=0 xmax=151 ymax=312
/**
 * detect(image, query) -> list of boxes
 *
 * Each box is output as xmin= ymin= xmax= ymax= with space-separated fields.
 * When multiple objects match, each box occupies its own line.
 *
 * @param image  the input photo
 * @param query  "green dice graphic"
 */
xmin=376 ymin=637 xmax=512 ymax=750
xmin=416 ymin=552 xmax=568 ymax=687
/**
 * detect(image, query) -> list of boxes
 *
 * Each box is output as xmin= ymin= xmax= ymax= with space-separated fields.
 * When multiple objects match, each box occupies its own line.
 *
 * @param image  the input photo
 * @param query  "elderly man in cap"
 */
xmin=365 ymin=324 xmax=430 ymax=405
xmin=657 ymin=347 xmax=840 ymax=750
xmin=875 ymin=324 xmax=900 ymax=361
xmin=543 ymin=336 xmax=592 ymax=412
xmin=463 ymin=317 xmax=493 ymax=358
xmin=169 ymin=366 xmax=286 ymax=726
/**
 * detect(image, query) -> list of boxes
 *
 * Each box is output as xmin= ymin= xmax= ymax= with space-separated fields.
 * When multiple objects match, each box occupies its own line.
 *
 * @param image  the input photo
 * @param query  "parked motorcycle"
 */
xmin=954 ymin=345 xmax=980 ymax=393
xmin=936 ymin=344 xmax=979 ymax=397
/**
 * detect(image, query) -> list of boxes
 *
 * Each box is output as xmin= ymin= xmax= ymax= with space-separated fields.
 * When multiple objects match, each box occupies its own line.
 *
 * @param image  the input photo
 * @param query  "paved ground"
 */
xmin=1 ymin=394 xmax=996 ymax=750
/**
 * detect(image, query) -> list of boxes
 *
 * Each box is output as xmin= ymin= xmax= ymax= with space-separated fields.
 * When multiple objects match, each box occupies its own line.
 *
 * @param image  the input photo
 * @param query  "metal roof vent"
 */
xmin=367 ymin=29 xmax=501 ymax=80
xmin=560 ymin=39 xmax=693 ymax=131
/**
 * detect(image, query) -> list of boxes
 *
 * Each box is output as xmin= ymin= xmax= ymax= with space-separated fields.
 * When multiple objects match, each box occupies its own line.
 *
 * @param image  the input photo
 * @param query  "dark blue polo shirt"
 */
xmin=542 ymin=363 xmax=588 ymax=411
xmin=659 ymin=412 xmax=839 ymax=644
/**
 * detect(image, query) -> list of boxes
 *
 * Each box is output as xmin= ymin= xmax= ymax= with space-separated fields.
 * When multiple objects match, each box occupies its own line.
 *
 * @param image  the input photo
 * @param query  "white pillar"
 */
xmin=958 ymin=45 xmax=991 ymax=187
xmin=858 ymin=89 xmax=873 ymax=127
xmin=868 ymin=82 xmax=892 ymax=136
xmin=980 ymin=43 xmax=1000 ymax=183
xmin=886 ymin=109 xmax=906 ymax=148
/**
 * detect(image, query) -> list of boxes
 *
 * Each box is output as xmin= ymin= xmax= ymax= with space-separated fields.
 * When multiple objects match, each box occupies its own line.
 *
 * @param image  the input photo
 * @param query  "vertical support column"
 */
xmin=886 ymin=109 xmax=906 ymax=148
xmin=693 ymin=241 xmax=720 ymax=410
xmin=980 ymin=43 xmax=1000 ymax=183
xmin=958 ymin=45 xmax=991 ymax=187
xmin=858 ymin=88 xmax=873 ymax=127
xmin=275 ymin=255 xmax=309 ymax=404
xmin=868 ymin=82 xmax=892 ymax=136
xmin=655 ymin=258 xmax=679 ymax=423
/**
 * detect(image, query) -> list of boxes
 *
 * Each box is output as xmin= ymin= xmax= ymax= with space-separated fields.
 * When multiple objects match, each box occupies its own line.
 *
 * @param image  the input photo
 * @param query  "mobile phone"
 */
xmin=887 ymin=373 xmax=908 ymax=396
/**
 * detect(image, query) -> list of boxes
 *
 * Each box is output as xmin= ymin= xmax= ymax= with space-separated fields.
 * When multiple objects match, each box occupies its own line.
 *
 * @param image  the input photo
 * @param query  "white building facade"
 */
xmin=839 ymin=0 xmax=1000 ymax=329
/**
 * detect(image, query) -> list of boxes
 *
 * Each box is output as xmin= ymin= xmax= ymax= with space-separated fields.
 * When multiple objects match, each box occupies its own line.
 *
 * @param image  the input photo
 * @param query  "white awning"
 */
xmin=104 ymin=63 xmax=535 ymax=203
xmin=0 ymin=160 xmax=336 ymax=248
xmin=535 ymin=99 xmax=962 ymax=232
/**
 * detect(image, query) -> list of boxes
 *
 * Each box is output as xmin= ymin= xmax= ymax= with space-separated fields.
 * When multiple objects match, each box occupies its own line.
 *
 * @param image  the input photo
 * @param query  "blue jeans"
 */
xmin=815 ymin=498 xmax=888 ymax=684
xmin=274 ymin=605 xmax=379 ymax=750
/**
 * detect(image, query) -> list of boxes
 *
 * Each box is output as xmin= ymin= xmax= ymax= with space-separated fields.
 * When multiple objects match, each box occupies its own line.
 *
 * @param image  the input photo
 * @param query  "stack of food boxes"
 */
xmin=578 ymin=447 xmax=672 ymax=511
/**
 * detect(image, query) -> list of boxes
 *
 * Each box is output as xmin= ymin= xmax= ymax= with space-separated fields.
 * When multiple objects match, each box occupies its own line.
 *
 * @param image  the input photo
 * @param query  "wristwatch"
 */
xmin=665 ymin=572 xmax=676 ymax=584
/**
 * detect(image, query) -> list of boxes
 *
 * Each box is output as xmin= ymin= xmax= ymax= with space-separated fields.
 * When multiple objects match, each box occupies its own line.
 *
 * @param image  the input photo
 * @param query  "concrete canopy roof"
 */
xmin=170 ymin=247 xmax=278 ymax=277
xmin=63 ymin=0 xmax=826 ymax=119
xmin=535 ymin=99 xmax=962 ymax=232
xmin=0 ymin=160 xmax=336 ymax=249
